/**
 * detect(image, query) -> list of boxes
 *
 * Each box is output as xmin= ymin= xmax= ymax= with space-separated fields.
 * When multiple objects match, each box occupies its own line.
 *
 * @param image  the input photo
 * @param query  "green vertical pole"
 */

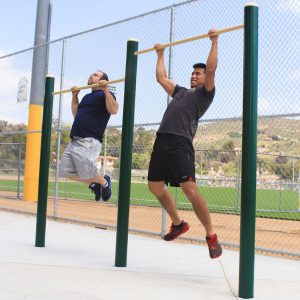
xmin=35 ymin=75 xmax=55 ymax=247
xmin=239 ymin=3 xmax=258 ymax=299
xmin=115 ymin=38 xmax=139 ymax=267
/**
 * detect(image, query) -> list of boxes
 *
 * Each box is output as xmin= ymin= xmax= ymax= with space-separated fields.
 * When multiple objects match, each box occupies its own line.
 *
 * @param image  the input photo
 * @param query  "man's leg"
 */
xmin=87 ymin=175 xmax=106 ymax=186
xmin=148 ymin=181 xmax=181 ymax=225
xmin=90 ymin=175 xmax=112 ymax=201
xmin=69 ymin=137 xmax=112 ymax=201
xmin=69 ymin=176 xmax=91 ymax=184
xmin=180 ymin=181 xmax=222 ymax=258
xmin=148 ymin=181 xmax=190 ymax=241
xmin=180 ymin=181 xmax=214 ymax=235
xmin=69 ymin=175 xmax=106 ymax=185
xmin=69 ymin=175 xmax=111 ymax=201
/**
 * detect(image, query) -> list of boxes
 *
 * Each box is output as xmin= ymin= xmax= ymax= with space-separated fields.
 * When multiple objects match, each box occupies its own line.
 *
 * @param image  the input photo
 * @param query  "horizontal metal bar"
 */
xmin=135 ymin=24 xmax=244 ymax=55
xmin=52 ymin=78 xmax=125 ymax=95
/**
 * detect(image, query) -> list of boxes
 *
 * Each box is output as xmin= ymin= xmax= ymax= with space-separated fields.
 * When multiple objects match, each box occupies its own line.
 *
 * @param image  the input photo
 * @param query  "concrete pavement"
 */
xmin=0 ymin=211 xmax=299 ymax=300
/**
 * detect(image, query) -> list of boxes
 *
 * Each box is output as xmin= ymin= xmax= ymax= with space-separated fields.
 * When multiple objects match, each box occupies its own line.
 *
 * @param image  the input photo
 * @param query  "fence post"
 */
xmin=54 ymin=38 xmax=66 ymax=219
xmin=298 ymin=159 xmax=300 ymax=212
xmin=17 ymin=143 xmax=22 ymax=199
xmin=238 ymin=3 xmax=259 ymax=299
xmin=35 ymin=75 xmax=55 ymax=247
xmin=115 ymin=38 xmax=138 ymax=267
xmin=235 ymin=150 xmax=241 ymax=212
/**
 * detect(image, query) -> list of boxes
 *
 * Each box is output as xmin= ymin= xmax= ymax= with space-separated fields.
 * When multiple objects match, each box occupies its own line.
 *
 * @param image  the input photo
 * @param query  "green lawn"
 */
xmin=0 ymin=179 xmax=299 ymax=220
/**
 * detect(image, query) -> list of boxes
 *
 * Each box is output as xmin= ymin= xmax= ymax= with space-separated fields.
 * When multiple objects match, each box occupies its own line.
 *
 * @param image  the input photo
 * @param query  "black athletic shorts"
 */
xmin=147 ymin=133 xmax=196 ymax=187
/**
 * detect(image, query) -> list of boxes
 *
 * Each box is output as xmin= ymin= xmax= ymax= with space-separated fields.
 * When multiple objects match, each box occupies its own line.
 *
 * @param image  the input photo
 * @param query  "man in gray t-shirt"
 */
xmin=147 ymin=29 xmax=222 ymax=259
xmin=158 ymin=83 xmax=215 ymax=141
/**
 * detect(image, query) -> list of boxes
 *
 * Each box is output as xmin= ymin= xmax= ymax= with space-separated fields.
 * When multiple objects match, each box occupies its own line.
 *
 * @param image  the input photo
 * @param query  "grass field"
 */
xmin=0 ymin=179 xmax=299 ymax=220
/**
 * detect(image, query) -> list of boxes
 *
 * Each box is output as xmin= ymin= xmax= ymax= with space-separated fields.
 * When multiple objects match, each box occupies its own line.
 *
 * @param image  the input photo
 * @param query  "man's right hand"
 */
xmin=208 ymin=29 xmax=219 ymax=43
xmin=71 ymin=86 xmax=80 ymax=97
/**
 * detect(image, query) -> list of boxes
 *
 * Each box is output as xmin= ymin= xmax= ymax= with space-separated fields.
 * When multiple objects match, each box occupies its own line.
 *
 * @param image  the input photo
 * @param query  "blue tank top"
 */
xmin=70 ymin=90 xmax=116 ymax=142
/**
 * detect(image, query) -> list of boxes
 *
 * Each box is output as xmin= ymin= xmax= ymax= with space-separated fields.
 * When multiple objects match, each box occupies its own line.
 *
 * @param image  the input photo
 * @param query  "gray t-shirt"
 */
xmin=158 ymin=85 xmax=215 ymax=141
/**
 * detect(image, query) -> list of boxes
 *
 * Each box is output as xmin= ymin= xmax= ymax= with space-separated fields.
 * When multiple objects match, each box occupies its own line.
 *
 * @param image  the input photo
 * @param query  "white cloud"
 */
xmin=0 ymin=49 xmax=73 ymax=125
xmin=0 ymin=52 xmax=30 ymax=124
xmin=277 ymin=0 xmax=300 ymax=14
xmin=0 ymin=50 xmax=121 ymax=125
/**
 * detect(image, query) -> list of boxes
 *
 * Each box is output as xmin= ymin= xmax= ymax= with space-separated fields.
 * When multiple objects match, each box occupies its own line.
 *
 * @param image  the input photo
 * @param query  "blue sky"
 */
xmin=0 ymin=0 xmax=191 ymax=54
xmin=0 ymin=0 xmax=194 ymax=124
xmin=0 ymin=0 xmax=299 ymax=125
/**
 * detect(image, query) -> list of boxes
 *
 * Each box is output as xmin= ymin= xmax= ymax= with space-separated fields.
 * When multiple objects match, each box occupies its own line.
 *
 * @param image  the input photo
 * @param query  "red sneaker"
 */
xmin=206 ymin=234 xmax=222 ymax=259
xmin=164 ymin=221 xmax=190 ymax=241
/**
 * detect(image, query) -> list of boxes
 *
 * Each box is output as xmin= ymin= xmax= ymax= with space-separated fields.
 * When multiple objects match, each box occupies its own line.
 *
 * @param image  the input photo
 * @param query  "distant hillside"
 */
xmin=194 ymin=117 xmax=300 ymax=156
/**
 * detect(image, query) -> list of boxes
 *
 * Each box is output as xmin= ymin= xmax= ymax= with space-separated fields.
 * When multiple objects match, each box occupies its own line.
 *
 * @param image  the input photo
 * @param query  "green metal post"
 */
xmin=115 ymin=38 xmax=138 ymax=267
xmin=35 ymin=75 xmax=55 ymax=247
xmin=239 ymin=3 xmax=258 ymax=299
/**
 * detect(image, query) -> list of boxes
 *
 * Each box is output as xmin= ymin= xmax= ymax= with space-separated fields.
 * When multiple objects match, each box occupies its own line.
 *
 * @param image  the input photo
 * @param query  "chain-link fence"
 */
xmin=0 ymin=0 xmax=299 ymax=258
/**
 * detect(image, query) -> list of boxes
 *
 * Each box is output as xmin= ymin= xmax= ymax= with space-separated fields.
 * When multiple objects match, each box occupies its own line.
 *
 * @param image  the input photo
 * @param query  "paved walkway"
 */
xmin=0 ymin=211 xmax=299 ymax=300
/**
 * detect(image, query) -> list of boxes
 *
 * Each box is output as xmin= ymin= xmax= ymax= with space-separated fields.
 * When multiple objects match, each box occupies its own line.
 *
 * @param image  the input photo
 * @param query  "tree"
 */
xmin=105 ymin=128 xmax=122 ymax=157
xmin=220 ymin=140 xmax=236 ymax=163
xmin=0 ymin=121 xmax=27 ymax=173
xmin=203 ymin=147 xmax=219 ymax=160
xmin=221 ymin=140 xmax=235 ymax=152
xmin=275 ymin=154 xmax=287 ymax=164
xmin=132 ymin=152 xmax=149 ymax=170
xmin=273 ymin=163 xmax=293 ymax=180
xmin=133 ymin=127 xmax=155 ymax=153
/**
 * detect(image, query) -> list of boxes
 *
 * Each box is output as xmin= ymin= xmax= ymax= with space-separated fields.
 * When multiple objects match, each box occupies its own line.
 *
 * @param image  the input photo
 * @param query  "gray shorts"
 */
xmin=60 ymin=137 xmax=102 ymax=180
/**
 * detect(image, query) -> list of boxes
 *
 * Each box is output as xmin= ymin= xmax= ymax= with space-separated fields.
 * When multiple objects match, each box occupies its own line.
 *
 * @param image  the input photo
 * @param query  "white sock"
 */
xmin=101 ymin=181 xmax=108 ymax=187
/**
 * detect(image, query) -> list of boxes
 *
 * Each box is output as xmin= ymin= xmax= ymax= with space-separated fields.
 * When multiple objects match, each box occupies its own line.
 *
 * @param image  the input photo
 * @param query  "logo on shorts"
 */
xmin=181 ymin=175 xmax=193 ymax=181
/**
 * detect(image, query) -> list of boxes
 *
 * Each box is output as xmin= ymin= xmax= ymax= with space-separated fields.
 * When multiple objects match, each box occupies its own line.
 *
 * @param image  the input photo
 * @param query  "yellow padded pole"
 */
xmin=23 ymin=104 xmax=43 ymax=202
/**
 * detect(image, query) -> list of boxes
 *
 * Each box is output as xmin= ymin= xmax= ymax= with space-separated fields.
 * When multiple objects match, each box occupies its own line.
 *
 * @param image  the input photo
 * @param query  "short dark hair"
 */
xmin=98 ymin=70 xmax=109 ymax=81
xmin=193 ymin=63 xmax=206 ymax=70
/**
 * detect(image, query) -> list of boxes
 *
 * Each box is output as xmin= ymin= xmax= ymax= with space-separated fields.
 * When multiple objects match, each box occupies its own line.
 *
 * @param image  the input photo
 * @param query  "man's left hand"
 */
xmin=98 ymin=80 xmax=109 ymax=91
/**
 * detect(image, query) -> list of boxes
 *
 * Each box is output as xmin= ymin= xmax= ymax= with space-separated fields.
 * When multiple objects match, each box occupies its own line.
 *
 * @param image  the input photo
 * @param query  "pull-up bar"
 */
xmin=134 ymin=24 xmax=244 ymax=55
xmin=52 ymin=78 xmax=125 ymax=95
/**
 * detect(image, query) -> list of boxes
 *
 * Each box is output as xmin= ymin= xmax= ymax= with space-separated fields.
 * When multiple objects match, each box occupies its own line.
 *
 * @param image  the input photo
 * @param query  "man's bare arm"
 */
xmin=204 ymin=29 xmax=219 ymax=92
xmin=99 ymin=81 xmax=119 ymax=114
xmin=155 ymin=44 xmax=176 ymax=96
xmin=71 ymin=87 xmax=80 ymax=117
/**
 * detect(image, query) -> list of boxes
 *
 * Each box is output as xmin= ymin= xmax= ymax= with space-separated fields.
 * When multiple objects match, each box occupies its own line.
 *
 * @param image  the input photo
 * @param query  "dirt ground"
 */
xmin=0 ymin=191 xmax=299 ymax=260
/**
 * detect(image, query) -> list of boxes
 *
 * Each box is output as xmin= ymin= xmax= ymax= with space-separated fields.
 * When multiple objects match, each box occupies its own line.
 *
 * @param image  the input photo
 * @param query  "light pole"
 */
xmin=291 ymin=130 xmax=295 ymax=185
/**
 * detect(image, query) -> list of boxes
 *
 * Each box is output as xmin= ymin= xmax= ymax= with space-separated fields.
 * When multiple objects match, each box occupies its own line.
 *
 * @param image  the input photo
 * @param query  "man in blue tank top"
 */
xmin=60 ymin=70 xmax=118 ymax=202
xmin=148 ymin=29 xmax=222 ymax=259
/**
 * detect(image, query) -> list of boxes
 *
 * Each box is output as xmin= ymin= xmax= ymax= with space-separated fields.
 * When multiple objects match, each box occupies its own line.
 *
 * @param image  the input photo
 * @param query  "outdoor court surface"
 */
xmin=0 ymin=211 xmax=299 ymax=300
